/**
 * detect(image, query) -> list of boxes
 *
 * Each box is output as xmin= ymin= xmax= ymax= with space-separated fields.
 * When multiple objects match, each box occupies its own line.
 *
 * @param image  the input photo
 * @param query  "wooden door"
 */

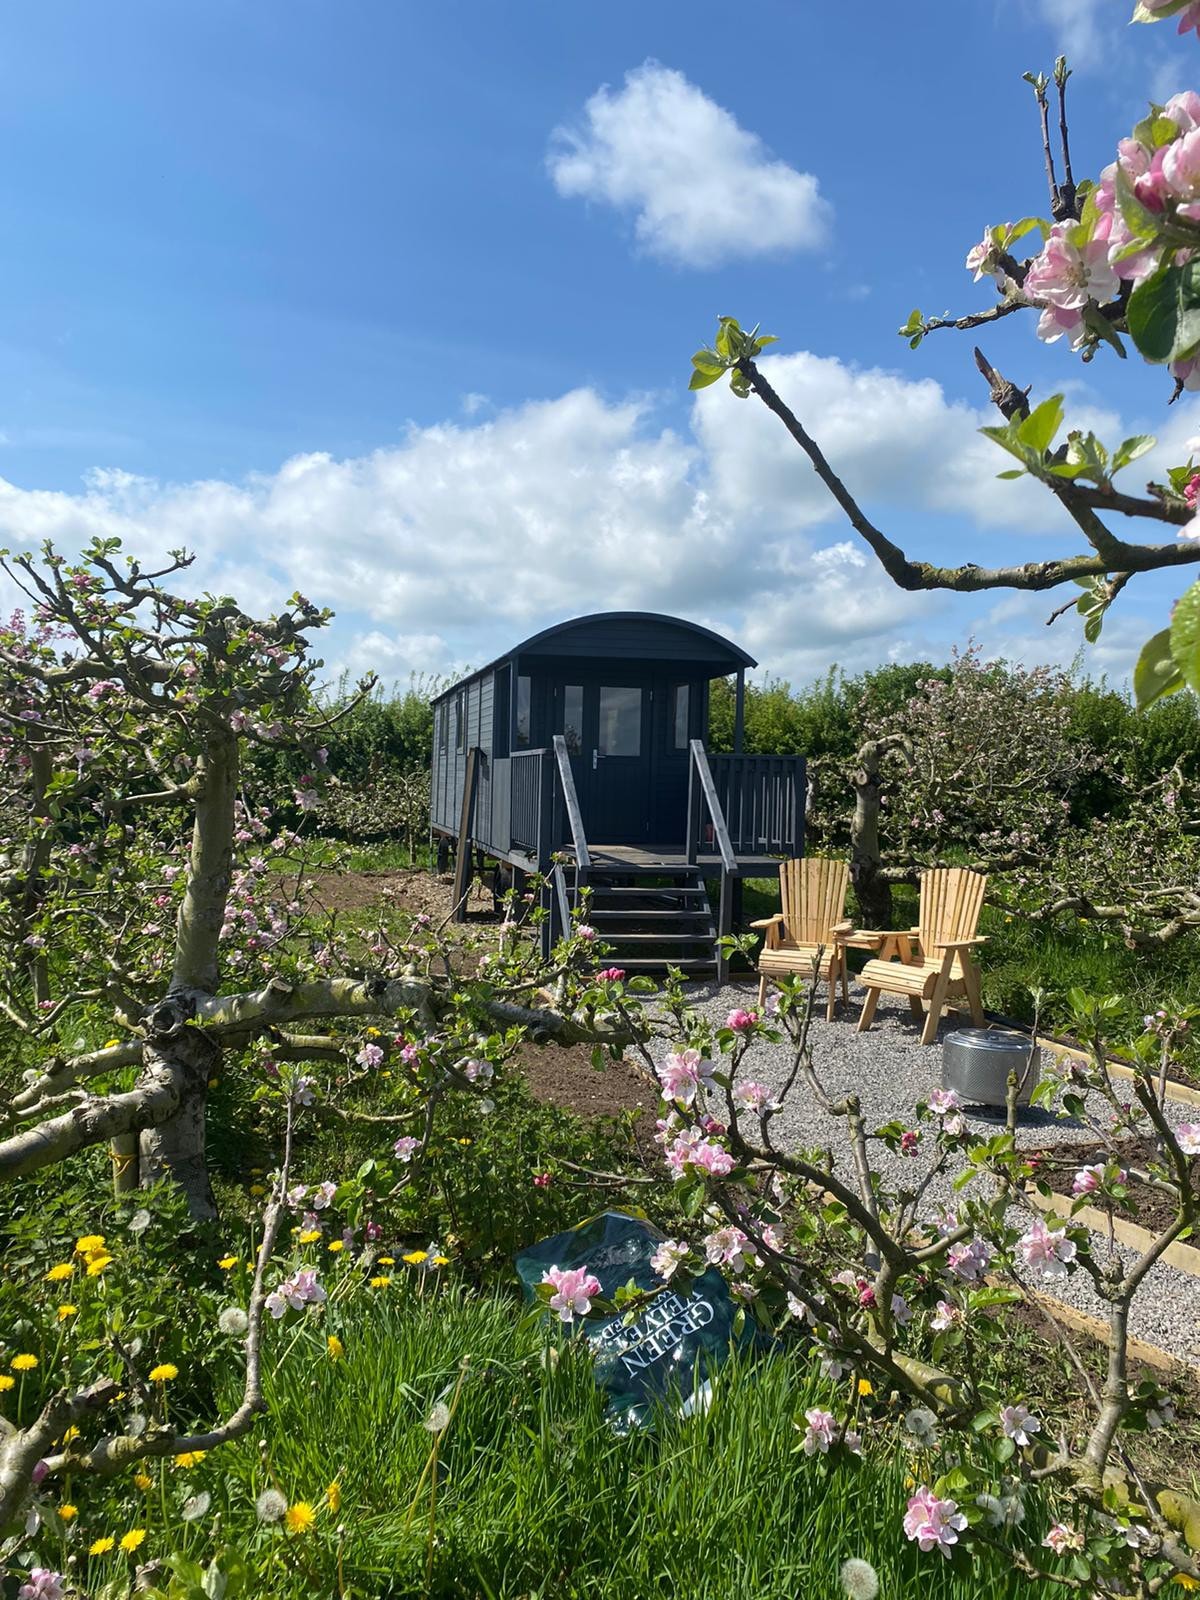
xmin=585 ymin=682 xmax=650 ymax=842
xmin=649 ymin=677 xmax=695 ymax=844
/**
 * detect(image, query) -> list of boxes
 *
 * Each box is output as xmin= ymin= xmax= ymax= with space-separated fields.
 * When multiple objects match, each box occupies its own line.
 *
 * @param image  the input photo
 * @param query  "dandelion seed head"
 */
xmin=256 ymin=1488 xmax=287 ymax=1523
xmin=840 ymin=1557 xmax=880 ymax=1600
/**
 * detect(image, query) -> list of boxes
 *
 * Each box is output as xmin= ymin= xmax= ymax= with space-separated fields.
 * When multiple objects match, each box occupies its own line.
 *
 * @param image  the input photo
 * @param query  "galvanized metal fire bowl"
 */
xmin=942 ymin=1028 xmax=1041 ymax=1109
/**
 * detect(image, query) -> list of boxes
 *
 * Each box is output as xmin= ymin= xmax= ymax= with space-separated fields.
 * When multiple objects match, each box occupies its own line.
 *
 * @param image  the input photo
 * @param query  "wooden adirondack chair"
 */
xmin=855 ymin=867 xmax=987 ymax=1046
xmin=752 ymin=857 xmax=852 ymax=1021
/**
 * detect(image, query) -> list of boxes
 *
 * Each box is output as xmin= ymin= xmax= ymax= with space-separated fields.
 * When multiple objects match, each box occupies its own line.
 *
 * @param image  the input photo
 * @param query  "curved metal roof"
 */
xmin=512 ymin=610 xmax=755 ymax=666
xmin=431 ymin=610 xmax=755 ymax=702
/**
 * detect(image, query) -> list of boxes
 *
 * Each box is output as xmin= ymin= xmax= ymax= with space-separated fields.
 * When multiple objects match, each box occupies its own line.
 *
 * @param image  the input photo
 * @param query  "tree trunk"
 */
xmin=850 ymin=735 xmax=911 ymax=927
xmin=138 ymin=1014 xmax=221 ymax=1221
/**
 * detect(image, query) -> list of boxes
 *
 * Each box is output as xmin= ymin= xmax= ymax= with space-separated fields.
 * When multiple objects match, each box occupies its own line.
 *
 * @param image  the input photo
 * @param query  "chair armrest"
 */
xmin=855 ymin=929 xmax=915 ymax=940
xmin=931 ymin=936 xmax=988 ymax=951
xmin=749 ymin=915 xmax=784 ymax=929
xmin=829 ymin=920 xmax=854 ymax=935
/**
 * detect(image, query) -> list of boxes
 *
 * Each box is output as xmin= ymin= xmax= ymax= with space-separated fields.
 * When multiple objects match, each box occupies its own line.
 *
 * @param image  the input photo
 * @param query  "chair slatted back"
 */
xmin=779 ymin=857 xmax=850 ymax=946
xmin=918 ymin=867 xmax=986 ymax=954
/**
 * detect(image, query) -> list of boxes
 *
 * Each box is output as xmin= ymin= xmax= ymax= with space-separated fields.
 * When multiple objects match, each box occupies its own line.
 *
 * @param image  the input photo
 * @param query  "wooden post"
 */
xmin=452 ymin=747 xmax=480 ymax=922
xmin=536 ymin=748 xmax=555 ymax=872
xmin=717 ymin=870 xmax=732 ymax=984
xmin=733 ymin=669 xmax=745 ymax=754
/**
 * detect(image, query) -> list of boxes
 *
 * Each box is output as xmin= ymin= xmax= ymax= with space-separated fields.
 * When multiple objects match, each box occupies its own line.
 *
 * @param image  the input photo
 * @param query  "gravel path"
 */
xmin=673 ymin=980 xmax=1200 ymax=1367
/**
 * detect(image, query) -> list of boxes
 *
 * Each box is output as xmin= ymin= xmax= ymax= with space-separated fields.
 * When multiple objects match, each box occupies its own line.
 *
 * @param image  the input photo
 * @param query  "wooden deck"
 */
xmin=577 ymin=842 xmax=783 ymax=876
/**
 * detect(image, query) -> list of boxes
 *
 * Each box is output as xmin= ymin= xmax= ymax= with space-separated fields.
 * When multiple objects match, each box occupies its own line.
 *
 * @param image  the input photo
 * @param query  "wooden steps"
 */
xmin=585 ymin=865 xmax=718 ymax=976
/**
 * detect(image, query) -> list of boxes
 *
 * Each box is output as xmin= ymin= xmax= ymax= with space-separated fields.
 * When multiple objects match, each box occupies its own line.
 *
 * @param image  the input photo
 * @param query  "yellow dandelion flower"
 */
xmin=0 ymin=1375 xmax=13 ymax=1392
xmin=299 ymin=1229 xmax=321 ymax=1244
xmin=285 ymin=1501 xmax=317 ymax=1534
xmin=431 ymin=1256 xmax=450 ymax=1268
xmin=326 ymin=1480 xmax=342 ymax=1513
xmin=45 ymin=1262 xmax=74 ymax=1282
xmin=369 ymin=1275 xmax=392 ymax=1288
xmin=857 ymin=1378 xmax=873 ymax=1397
xmin=248 ymin=1184 xmax=266 ymax=1197
xmin=11 ymin=1354 xmax=38 ymax=1372
xmin=217 ymin=1255 xmax=237 ymax=1270
xmin=89 ymin=1535 xmax=115 ymax=1555
xmin=327 ymin=1239 xmax=345 ymax=1253
xmin=85 ymin=1253 xmax=113 ymax=1276
xmin=377 ymin=1255 xmax=395 ymax=1266
xmin=119 ymin=1528 xmax=146 ymax=1553
xmin=104 ymin=1038 xmax=120 ymax=1048
xmin=174 ymin=1449 xmax=206 ymax=1468
xmin=1173 ymin=1577 xmax=1200 ymax=1592
xmin=365 ymin=1026 xmax=381 ymax=1037
xmin=74 ymin=1234 xmax=106 ymax=1255
xmin=61 ymin=1426 xmax=80 ymax=1444
xmin=148 ymin=1363 xmax=178 ymax=1383
xmin=402 ymin=1250 xmax=429 ymax=1266
xmin=58 ymin=1304 xmax=79 ymax=1321
xmin=134 ymin=1472 xmax=152 ymax=1491
xmin=326 ymin=1335 xmax=344 ymax=1361
xmin=458 ymin=1137 xmax=472 ymax=1146
xmin=59 ymin=1504 xmax=78 ymax=1521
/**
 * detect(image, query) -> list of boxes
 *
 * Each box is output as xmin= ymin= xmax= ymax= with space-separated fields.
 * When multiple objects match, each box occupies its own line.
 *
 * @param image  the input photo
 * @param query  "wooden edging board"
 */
xmin=1022 ymin=1181 xmax=1200 ymax=1282
xmin=989 ymin=1017 xmax=1200 ymax=1112
xmin=996 ymin=1276 xmax=1192 ymax=1376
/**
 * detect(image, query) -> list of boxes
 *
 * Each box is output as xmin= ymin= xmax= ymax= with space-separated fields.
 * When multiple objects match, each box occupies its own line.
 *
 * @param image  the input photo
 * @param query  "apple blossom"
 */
xmin=903 ymin=1486 xmax=967 ymax=1556
xmin=650 ymin=1238 xmax=690 ymax=1281
xmin=1015 ymin=1217 xmax=1077 ymax=1282
xmin=725 ymin=1008 xmax=757 ymax=1032
xmin=946 ymin=1237 xmax=993 ymax=1283
xmin=541 ymin=1264 xmax=602 ymax=1324
xmin=1042 ymin=1523 xmax=1083 ymax=1555
xmin=1176 ymin=1122 xmax=1200 ymax=1155
xmin=930 ymin=1299 xmax=962 ymax=1332
xmin=689 ymin=1138 xmax=734 ymax=1178
xmin=801 ymin=1407 xmax=837 ymax=1455
xmin=656 ymin=1048 xmax=715 ymax=1107
xmin=731 ymin=1079 xmax=780 ymax=1114
xmin=1024 ymin=223 xmax=1119 ymax=311
xmin=999 ymin=1403 xmax=1041 ymax=1446
xmin=17 ymin=1574 xmax=65 ymax=1600
xmin=393 ymin=1137 xmax=421 ymax=1161
xmin=703 ymin=1225 xmax=755 ymax=1273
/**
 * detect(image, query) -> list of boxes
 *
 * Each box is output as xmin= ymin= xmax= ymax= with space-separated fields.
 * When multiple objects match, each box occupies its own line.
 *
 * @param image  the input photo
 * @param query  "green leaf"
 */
xmin=1110 ymin=433 xmax=1156 ymax=474
xmin=1017 ymin=394 xmax=1064 ymax=455
xmin=979 ymin=421 xmax=1033 ymax=465
xmin=1127 ymin=258 xmax=1200 ymax=363
xmin=995 ymin=468 xmax=1026 ymax=479
xmin=1134 ymin=626 xmax=1186 ymax=709
xmin=688 ymin=367 xmax=724 ymax=390
xmin=1114 ymin=163 xmax=1161 ymax=244
xmin=1169 ymin=578 xmax=1200 ymax=692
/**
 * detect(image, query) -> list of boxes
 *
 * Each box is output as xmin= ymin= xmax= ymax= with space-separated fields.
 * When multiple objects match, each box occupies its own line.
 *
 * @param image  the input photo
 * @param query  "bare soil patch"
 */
xmin=516 ymin=1038 xmax=653 ymax=1131
xmin=1027 ymin=1136 xmax=1200 ymax=1236
xmin=306 ymin=866 xmax=493 ymax=921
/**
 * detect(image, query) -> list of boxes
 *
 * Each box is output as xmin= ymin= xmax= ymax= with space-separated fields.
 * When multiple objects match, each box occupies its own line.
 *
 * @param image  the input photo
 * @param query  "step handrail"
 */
xmin=688 ymin=739 xmax=737 ymax=874
xmin=549 ymin=860 xmax=573 ymax=941
xmin=552 ymin=734 xmax=591 ymax=873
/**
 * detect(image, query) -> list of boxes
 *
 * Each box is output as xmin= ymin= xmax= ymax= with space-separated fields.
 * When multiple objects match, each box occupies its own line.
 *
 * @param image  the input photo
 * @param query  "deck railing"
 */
xmin=551 ymin=735 xmax=590 ymax=877
xmin=705 ymin=753 xmax=806 ymax=858
xmin=509 ymin=748 xmax=549 ymax=856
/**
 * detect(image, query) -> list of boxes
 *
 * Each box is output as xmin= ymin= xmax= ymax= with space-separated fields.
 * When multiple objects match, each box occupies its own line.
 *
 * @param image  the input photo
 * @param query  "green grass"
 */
xmin=160 ymin=1285 xmax=1058 ymax=1600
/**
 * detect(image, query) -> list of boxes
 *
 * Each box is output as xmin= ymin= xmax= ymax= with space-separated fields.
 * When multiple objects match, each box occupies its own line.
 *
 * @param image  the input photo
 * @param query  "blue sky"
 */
xmin=0 ymin=0 xmax=1197 ymax=689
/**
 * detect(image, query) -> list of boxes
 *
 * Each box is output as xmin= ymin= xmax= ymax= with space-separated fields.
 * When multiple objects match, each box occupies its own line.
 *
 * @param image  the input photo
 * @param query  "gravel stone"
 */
xmin=661 ymin=980 xmax=1200 ymax=1366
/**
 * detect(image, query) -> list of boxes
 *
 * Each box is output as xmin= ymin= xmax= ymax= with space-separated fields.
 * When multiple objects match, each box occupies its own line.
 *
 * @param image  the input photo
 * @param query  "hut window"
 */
xmin=493 ymin=666 xmax=511 ymax=756
xmin=438 ymin=703 xmax=447 ymax=752
xmin=673 ymin=685 xmax=690 ymax=751
xmin=515 ymin=675 xmax=531 ymax=748
xmin=598 ymin=686 xmax=641 ymax=757
xmin=562 ymin=684 xmax=583 ymax=754
xmin=454 ymin=693 xmax=464 ymax=752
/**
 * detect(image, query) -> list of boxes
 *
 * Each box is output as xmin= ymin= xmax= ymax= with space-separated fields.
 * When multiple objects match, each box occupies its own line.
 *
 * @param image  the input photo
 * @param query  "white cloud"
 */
xmin=1029 ymin=0 xmax=1110 ymax=68
xmin=0 ymin=348 xmax=1187 ymax=689
xmin=547 ymin=62 xmax=830 ymax=268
